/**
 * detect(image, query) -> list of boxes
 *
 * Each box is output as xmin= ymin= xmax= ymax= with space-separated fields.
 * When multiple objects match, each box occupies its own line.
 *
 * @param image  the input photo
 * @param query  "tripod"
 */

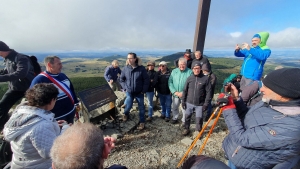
xmin=177 ymin=106 xmax=224 ymax=168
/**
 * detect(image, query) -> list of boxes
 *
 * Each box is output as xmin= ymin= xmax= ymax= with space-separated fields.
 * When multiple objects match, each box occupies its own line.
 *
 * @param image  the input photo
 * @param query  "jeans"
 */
xmin=158 ymin=93 xmax=172 ymax=118
xmin=146 ymin=92 xmax=154 ymax=117
xmin=171 ymin=96 xmax=185 ymax=122
xmin=124 ymin=92 xmax=145 ymax=123
xmin=185 ymin=103 xmax=203 ymax=131
xmin=228 ymin=160 xmax=237 ymax=169
xmin=0 ymin=90 xmax=25 ymax=130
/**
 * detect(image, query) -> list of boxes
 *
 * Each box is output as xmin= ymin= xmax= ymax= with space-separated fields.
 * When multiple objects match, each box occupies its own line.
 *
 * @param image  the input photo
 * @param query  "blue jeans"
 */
xmin=146 ymin=92 xmax=154 ymax=117
xmin=228 ymin=160 xmax=237 ymax=169
xmin=158 ymin=93 xmax=172 ymax=118
xmin=124 ymin=92 xmax=145 ymax=123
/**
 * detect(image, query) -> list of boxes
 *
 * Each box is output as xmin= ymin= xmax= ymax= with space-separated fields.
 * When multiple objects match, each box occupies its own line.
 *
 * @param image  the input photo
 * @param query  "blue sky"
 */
xmin=0 ymin=0 xmax=299 ymax=52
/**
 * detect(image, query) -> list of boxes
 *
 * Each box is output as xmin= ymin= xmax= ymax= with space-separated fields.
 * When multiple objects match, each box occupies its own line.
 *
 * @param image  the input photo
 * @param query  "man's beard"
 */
xmin=262 ymin=97 xmax=271 ymax=104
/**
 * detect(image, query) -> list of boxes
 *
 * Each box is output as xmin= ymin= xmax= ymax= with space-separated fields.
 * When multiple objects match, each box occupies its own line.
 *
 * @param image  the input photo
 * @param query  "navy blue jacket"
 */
xmin=104 ymin=65 xmax=121 ymax=82
xmin=120 ymin=65 xmax=150 ymax=94
xmin=222 ymin=98 xmax=300 ymax=168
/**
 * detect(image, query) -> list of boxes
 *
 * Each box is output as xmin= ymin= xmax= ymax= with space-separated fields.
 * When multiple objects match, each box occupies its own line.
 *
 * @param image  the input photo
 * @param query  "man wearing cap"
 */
xmin=168 ymin=57 xmax=192 ymax=124
xmin=234 ymin=32 xmax=271 ymax=88
xmin=145 ymin=61 xmax=158 ymax=121
xmin=219 ymin=68 xmax=300 ymax=168
xmin=181 ymin=62 xmax=211 ymax=135
xmin=0 ymin=41 xmax=34 ymax=131
xmin=174 ymin=49 xmax=193 ymax=69
xmin=156 ymin=61 xmax=172 ymax=122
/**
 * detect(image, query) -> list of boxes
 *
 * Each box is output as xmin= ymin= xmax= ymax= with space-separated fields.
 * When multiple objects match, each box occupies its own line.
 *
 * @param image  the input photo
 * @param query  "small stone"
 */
xmin=180 ymin=137 xmax=193 ymax=146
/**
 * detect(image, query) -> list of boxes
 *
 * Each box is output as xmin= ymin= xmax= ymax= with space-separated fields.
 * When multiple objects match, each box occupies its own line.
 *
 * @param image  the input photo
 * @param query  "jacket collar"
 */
xmin=269 ymin=99 xmax=300 ymax=116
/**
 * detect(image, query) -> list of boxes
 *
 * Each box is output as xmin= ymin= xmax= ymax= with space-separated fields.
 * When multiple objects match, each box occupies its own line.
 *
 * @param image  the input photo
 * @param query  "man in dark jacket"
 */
xmin=120 ymin=53 xmax=149 ymax=130
xmin=0 ymin=41 xmax=34 ymax=131
xmin=219 ymin=68 xmax=300 ymax=168
xmin=145 ymin=61 xmax=158 ymax=121
xmin=174 ymin=49 xmax=193 ymax=69
xmin=181 ymin=62 xmax=212 ymax=136
xmin=192 ymin=51 xmax=211 ymax=70
xmin=156 ymin=61 xmax=172 ymax=122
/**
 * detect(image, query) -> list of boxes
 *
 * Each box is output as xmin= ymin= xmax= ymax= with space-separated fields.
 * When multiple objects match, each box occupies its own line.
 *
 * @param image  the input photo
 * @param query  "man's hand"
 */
xmin=235 ymin=44 xmax=240 ymax=51
xmin=242 ymin=43 xmax=250 ymax=50
xmin=177 ymin=92 xmax=183 ymax=98
xmin=102 ymin=137 xmax=116 ymax=159
xmin=225 ymin=83 xmax=239 ymax=101
xmin=109 ymin=79 xmax=113 ymax=84
xmin=202 ymin=105 xmax=207 ymax=112
xmin=182 ymin=102 xmax=186 ymax=110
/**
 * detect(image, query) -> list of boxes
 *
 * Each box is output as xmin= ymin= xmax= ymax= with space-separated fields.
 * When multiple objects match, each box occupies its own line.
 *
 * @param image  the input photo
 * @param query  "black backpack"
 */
xmin=27 ymin=55 xmax=42 ymax=76
xmin=0 ymin=136 xmax=12 ymax=168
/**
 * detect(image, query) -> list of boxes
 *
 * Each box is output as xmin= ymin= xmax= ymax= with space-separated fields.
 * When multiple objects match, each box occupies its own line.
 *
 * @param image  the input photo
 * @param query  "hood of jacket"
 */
xmin=257 ymin=32 xmax=269 ymax=48
xmin=4 ymin=102 xmax=56 ymax=142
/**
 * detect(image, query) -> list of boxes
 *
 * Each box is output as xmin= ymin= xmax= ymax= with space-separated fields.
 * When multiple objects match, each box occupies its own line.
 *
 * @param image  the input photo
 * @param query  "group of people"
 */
xmin=0 ymin=29 xmax=300 ymax=169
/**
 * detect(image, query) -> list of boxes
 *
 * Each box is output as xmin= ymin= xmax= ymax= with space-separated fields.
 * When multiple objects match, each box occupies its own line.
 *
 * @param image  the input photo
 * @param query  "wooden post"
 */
xmin=193 ymin=0 xmax=211 ymax=53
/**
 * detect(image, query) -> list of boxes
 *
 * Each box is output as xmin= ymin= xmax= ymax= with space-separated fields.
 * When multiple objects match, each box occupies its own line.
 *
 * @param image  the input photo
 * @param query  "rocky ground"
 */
xmin=102 ymin=105 xmax=229 ymax=169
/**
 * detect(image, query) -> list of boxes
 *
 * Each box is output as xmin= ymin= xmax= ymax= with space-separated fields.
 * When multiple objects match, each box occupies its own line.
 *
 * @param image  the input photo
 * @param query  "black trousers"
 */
xmin=0 ymin=90 xmax=25 ymax=130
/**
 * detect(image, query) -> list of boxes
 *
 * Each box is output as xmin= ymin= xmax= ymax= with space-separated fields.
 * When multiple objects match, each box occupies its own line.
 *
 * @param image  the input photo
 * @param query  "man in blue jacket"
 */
xmin=120 ymin=53 xmax=149 ymax=130
xmin=219 ymin=68 xmax=300 ymax=169
xmin=234 ymin=32 xmax=271 ymax=89
xmin=104 ymin=60 xmax=122 ymax=91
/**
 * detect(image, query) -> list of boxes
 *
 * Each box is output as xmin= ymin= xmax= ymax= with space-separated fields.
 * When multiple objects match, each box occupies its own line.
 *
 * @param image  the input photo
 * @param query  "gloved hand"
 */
xmin=217 ymin=93 xmax=236 ymax=111
xmin=182 ymin=102 xmax=186 ymax=110
xmin=202 ymin=105 xmax=207 ymax=112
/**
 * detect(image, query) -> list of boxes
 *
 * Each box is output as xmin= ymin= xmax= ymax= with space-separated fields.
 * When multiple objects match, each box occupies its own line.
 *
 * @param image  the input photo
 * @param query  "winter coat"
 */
xmin=146 ymin=69 xmax=158 ymax=92
xmin=234 ymin=32 xmax=271 ymax=80
xmin=156 ymin=69 xmax=171 ymax=95
xmin=222 ymin=98 xmax=300 ymax=169
xmin=182 ymin=73 xmax=212 ymax=106
xmin=104 ymin=65 xmax=121 ymax=82
xmin=0 ymin=50 xmax=34 ymax=91
xmin=3 ymin=102 xmax=61 ymax=169
xmin=168 ymin=68 xmax=192 ymax=98
xmin=120 ymin=65 xmax=150 ymax=94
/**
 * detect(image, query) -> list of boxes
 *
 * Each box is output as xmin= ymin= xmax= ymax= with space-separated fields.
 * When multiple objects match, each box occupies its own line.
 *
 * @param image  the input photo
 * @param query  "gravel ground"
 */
xmin=103 ymin=108 xmax=229 ymax=169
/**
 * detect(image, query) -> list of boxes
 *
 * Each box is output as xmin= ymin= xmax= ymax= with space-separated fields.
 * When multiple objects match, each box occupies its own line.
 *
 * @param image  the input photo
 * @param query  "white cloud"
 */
xmin=230 ymin=32 xmax=242 ymax=38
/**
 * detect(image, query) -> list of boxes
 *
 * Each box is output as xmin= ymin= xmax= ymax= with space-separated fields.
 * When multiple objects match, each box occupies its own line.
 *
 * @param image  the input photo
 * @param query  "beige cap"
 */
xmin=159 ymin=61 xmax=167 ymax=65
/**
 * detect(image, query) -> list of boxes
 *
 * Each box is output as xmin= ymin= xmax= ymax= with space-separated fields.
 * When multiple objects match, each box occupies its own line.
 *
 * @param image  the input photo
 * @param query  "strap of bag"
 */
xmin=41 ymin=72 xmax=79 ymax=119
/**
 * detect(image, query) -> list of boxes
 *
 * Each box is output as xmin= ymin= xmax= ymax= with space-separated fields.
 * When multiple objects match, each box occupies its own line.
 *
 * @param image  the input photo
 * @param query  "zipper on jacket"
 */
xmin=231 ymin=145 xmax=241 ymax=157
xmin=242 ymin=55 xmax=251 ymax=75
xmin=193 ymin=76 xmax=198 ymax=105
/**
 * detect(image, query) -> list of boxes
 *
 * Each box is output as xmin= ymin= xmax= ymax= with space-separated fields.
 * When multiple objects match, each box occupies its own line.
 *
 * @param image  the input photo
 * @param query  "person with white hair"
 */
xmin=104 ymin=60 xmax=122 ymax=91
xmin=168 ymin=57 xmax=192 ymax=124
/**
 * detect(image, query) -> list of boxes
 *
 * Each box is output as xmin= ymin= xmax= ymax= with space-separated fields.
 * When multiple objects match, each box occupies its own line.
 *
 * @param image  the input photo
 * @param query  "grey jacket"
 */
xmin=222 ymin=98 xmax=300 ymax=169
xmin=3 ymin=102 xmax=61 ymax=169
xmin=0 ymin=50 xmax=34 ymax=91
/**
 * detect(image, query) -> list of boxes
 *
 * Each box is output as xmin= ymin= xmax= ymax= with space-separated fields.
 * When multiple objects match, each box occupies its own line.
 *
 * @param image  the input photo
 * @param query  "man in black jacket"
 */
xmin=119 ymin=53 xmax=149 ymax=130
xmin=0 ymin=41 xmax=34 ymax=131
xmin=192 ymin=51 xmax=211 ymax=70
xmin=181 ymin=62 xmax=212 ymax=136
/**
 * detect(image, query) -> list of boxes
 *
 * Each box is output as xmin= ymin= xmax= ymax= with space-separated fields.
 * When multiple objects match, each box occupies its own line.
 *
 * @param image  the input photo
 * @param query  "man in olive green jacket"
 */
xmin=168 ymin=57 xmax=192 ymax=124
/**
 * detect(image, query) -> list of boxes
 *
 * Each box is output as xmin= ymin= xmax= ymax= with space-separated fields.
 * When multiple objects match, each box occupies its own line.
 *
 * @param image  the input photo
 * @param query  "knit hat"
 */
xmin=252 ymin=33 xmax=261 ymax=39
xmin=191 ymin=61 xmax=201 ymax=69
xmin=159 ymin=61 xmax=167 ymax=65
xmin=201 ymin=63 xmax=210 ymax=72
xmin=0 ymin=41 xmax=10 ymax=51
xmin=147 ymin=61 xmax=155 ymax=66
xmin=262 ymin=68 xmax=300 ymax=99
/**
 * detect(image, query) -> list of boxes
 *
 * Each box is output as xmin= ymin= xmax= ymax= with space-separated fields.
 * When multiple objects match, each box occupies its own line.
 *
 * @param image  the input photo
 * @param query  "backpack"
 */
xmin=0 ymin=137 xmax=12 ymax=168
xmin=14 ymin=55 xmax=42 ymax=77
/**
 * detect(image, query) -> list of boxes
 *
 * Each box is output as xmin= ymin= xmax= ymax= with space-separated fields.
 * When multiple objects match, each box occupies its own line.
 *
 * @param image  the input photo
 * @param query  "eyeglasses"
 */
xmin=159 ymin=65 xmax=165 ymax=67
xmin=147 ymin=65 xmax=154 ymax=66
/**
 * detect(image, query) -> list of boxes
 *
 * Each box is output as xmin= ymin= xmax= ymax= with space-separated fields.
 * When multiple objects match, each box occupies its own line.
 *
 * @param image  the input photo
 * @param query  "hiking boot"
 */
xmin=122 ymin=115 xmax=128 ymax=122
xmin=137 ymin=123 xmax=145 ymax=130
xmin=165 ymin=117 xmax=170 ymax=122
xmin=146 ymin=117 xmax=152 ymax=121
xmin=160 ymin=115 xmax=166 ymax=119
xmin=182 ymin=129 xmax=190 ymax=136
xmin=170 ymin=119 xmax=178 ymax=124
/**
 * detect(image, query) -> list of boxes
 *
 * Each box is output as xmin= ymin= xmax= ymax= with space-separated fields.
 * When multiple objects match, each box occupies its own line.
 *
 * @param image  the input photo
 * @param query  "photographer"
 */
xmin=219 ymin=68 xmax=300 ymax=168
xmin=0 ymin=41 xmax=34 ymax=131
xmin=234 ymin=32 xmax=271 ymax=88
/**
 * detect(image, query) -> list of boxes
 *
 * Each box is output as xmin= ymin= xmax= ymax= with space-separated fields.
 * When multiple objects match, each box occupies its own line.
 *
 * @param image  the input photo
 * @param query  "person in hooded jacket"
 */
xmin=156 ymin=61 xmax=172 ymax=122
xmin=145 ymin=61 xmax=158 ymax=121
xmin=201 ymin=63 xmax=217 ymax=121
xmin=181 ymin=62 xmax=212 ymax=136
xmin=234 ymin=32 xmax=271 ymax=88
xmin=3 ymin=83 xmax=70 ymax=169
